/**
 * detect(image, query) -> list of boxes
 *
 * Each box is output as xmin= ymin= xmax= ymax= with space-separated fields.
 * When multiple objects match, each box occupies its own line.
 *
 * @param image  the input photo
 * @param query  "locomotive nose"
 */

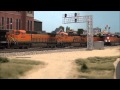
xmin=104 ymin=36 xmax=110 ymax=42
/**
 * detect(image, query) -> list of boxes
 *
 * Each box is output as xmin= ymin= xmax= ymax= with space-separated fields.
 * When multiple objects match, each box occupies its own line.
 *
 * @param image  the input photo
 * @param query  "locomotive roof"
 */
xmin=16 ymin=30 xmax=26 ymax=33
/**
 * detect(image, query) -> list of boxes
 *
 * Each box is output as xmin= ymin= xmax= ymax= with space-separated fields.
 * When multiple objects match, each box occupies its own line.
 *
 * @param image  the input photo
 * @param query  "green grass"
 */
xmin=75 ymin=56 xmax=120 ymax=79
xmin=0 ymin=58 xmax=44 ymax=79
xmin=10 ymin=59 xmax=43 ymax=65
xmin=0 ymin=57 xmax=9 ymax=63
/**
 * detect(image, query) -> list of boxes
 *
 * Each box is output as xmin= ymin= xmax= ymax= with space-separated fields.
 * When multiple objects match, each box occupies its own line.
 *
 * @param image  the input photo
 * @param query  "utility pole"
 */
xmin=63 ymin=13 xmax=93 ymax=50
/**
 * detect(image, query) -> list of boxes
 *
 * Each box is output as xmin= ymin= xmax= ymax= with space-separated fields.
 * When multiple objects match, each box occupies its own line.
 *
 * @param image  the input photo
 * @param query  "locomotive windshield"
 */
xmin=8 ymin=30 xmax=14 ymax=34
xmin=15 ymin=31 xmax=20 ymax=35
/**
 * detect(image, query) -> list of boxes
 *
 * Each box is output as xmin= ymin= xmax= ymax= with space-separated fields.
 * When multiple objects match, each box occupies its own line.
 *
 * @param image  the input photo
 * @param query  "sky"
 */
xmin=34 ymin=11 xmax=120 ymax=33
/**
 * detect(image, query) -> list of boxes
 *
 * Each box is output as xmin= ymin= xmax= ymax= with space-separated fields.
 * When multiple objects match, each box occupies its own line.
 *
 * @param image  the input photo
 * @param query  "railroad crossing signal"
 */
xmin=63 ymin=13 xmax=93 ymax=50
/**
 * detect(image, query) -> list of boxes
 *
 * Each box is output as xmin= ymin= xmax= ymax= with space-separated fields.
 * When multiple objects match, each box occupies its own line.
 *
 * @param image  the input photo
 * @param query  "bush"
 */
xmin=81 ymin=63 xmax=88 ymax=72
xmin=75 ymin=56 xmax=120 ymax=79
xmin=0 ymin=59 xmax=43 ymax=79
xmin=75 ymin=59 xmax=86 ymax=65
xmin=0 ymin=57 xmax=9 ymax=63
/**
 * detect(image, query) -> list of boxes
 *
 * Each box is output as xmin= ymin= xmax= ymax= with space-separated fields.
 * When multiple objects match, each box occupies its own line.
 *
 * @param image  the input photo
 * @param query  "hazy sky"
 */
xmin=34 ymin=11 xmax=120 ymax=33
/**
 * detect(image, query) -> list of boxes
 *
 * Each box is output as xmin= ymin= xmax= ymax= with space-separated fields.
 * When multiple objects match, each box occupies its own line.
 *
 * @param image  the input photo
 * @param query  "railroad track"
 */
xmin=0 ymin=45 xmax=119 ymax=57
xmin=0 ymin=46 xmax=86 ymax=53
xmin=0 ymin=47 xmax=86 ymax=57
xmin=0 ymin=45 xmax=119 ymax=53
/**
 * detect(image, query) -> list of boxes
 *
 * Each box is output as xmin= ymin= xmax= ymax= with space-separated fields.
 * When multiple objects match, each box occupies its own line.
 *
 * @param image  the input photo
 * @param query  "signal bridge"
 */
xmin=63 ymin=13 xmax=93 ymax=50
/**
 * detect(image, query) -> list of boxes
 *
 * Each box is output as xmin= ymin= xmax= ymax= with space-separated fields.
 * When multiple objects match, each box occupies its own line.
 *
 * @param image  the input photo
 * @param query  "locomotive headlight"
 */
xmin=107 ymin=37 xmax=109 ymax=39
xmin=105 ymin=40 xmax=107 ymax=42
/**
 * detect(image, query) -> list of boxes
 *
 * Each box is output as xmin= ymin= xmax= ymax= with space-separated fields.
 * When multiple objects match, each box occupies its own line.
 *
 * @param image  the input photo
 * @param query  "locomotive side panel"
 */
xmin=31 ymin=34 xmax=57 ymax=48
xmin=56 ymin=35 xmax=81 ymax=47
xmin=31 ymin=34 xmax=49 ymax=47
xmin=94 ymin=36 xmax=104 ymax=41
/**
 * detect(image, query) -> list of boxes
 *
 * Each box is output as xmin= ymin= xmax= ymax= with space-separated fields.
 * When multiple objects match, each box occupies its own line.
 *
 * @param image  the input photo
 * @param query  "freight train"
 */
xmin=0 ymin=30 xmax=120 ymax=49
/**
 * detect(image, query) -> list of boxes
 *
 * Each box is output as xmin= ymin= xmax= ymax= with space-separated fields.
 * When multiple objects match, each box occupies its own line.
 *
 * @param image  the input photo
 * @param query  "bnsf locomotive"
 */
xmin=0 ymin=30 xmax=120 ymax=49
xmin=104 ymin=34 xmax=120 ymax=46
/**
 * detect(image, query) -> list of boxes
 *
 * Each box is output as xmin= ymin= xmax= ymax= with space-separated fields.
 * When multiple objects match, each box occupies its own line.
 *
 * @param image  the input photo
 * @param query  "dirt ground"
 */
xmin=9 ymin=46 xmax=120 ymax=79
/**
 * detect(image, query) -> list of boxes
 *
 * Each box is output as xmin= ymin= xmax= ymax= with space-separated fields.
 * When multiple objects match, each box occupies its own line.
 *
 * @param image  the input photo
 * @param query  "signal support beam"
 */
xmin=63 ymin=13 xmax=93 ymax=50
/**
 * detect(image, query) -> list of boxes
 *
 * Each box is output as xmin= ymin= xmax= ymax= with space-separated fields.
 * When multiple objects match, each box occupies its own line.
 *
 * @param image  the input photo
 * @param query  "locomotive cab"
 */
xmin=7 ymin=30 xmax=31 ymax=42
xmin=6 ymin=30 xmax=31 ymax=49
